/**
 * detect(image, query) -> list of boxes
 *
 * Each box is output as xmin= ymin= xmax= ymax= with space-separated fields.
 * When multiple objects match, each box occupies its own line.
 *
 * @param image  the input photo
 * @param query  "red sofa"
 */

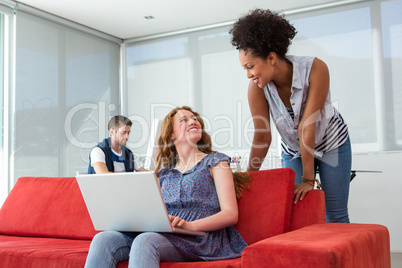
xmin=0 ymin=168 xmax=390 ymax=267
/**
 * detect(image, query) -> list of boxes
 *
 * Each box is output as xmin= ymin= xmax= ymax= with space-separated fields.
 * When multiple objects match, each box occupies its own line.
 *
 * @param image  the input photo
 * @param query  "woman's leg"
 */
xmin=129 ymin=232 xmax=198 ymax=268
xmin=281 ymin=153 xmax=305 ymax=184
xmin=85 ymin=231 xmax=130 ymax=268
xmin=317 ymin=137 xmax=352 ymax=223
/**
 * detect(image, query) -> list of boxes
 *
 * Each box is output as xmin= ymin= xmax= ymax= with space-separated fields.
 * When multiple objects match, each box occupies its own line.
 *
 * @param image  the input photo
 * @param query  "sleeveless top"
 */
xmin=263 ymin=55 xmax=349 ymax=158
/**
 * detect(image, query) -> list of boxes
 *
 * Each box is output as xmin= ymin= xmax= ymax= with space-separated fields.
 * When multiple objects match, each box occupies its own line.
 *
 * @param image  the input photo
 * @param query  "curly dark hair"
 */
xmin=230 ymin=9 xmax=297 ymax=59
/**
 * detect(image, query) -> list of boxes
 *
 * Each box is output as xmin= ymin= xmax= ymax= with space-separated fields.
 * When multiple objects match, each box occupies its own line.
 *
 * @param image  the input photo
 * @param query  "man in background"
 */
xmin=88 ymin=115 xmax=147 ymax=174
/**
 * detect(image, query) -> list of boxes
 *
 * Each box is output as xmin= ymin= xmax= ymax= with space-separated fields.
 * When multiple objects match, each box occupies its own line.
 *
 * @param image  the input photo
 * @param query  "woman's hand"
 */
xmin=169 ymin=215 xmax=194 ymax=230
xmin=293 ymin=182 xmax=314 ymax=204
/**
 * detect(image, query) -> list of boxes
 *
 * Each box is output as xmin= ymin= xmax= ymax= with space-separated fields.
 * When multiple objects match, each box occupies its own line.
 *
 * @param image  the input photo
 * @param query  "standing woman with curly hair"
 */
xmin=230 ymin=9 xmax=351 ymax=223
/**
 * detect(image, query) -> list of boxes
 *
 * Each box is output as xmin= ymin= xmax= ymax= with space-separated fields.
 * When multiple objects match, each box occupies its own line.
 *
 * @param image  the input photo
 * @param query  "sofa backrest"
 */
xmin=0 ymin=168 xmax=308 ymax=244
xmin=0 ymin=176 xmax=97 ymax=240
xmin=234 ymin=168 xmax=295 ymax=245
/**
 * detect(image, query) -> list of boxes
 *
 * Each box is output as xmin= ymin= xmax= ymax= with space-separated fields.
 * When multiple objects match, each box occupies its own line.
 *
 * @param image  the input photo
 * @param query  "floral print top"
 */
xmin=157 ymin=152 xmax=247 ymax=260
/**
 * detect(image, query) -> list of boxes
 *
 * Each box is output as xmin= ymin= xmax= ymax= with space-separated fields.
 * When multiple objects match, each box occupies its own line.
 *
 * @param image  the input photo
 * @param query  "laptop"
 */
xmin=76 ymin=171 xmax=206 ymax=236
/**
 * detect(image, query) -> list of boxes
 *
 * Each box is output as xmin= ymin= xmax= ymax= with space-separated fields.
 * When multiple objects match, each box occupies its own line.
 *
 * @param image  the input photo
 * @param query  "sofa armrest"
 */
xmin=241 ymin=223 xmax=390 ymax=268
xmin=290 ymin=189 xmax=326 ymax=231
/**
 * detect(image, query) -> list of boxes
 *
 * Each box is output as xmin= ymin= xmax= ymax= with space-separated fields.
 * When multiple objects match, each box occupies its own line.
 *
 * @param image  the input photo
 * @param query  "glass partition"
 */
xmin=14 ymin=12 xmax=120 ymax=180
xmin=125 ymin=0 xmax=402 ymax=163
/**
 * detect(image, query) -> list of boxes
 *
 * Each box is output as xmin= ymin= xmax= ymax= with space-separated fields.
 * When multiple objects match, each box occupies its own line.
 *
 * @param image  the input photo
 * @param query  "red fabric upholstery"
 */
xmin=235 ymin=168 xmax=295 ymax=245
xmin=242 ymin=223 xmax=391 ymax=268
xmin=0 ymin=177 xmax=97 ymax=240
xmin=0 ymin=235 xmax=91 ymax=268
xmin=290 ymin=189 xmax=326 ymax=231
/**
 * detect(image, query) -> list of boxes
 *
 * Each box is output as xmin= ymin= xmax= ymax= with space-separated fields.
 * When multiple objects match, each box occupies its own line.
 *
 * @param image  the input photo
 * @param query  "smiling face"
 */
xmin=239 ymin=49 xmax=274 ymax=88
xmin=170 ymin=109 xmax=202 ymax=147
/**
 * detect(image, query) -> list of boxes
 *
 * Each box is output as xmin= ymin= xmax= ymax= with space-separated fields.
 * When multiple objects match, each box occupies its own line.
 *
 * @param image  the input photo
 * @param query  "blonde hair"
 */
xmin=155 ymin=106 xmax=251 ymax=198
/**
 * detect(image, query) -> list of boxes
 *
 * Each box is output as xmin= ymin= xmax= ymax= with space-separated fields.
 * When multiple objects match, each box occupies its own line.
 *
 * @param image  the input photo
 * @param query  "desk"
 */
xmin=350 ymin=170 xmax=382 ymax=182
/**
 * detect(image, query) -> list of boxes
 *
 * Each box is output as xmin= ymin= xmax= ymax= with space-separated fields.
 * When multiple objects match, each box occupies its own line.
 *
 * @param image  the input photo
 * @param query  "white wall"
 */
xmin=349 ymin=151 xmax=402 ymax=252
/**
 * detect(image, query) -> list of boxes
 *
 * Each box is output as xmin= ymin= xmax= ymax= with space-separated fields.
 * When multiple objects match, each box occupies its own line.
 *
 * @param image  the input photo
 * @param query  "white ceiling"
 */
xmin=16 ymin=0 xmax=339 ymax=39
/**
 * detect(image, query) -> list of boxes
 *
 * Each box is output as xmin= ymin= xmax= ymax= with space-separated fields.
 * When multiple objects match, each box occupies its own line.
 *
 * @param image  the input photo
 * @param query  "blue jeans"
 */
xmin=84 ymin=231 xmax=198 ymax=268
xmin=282 ymin=137 xmax=352 ymax=223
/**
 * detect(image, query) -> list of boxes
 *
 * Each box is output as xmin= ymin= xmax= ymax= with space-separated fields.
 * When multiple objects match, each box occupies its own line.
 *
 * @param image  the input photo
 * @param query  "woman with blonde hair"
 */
xmin=85 ymin=106 xmax=249 ymax=268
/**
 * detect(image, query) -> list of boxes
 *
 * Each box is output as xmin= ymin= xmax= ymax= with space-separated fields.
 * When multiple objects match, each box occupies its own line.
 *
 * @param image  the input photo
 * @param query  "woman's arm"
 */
xmin=247 ymin=81 xmax=272 ymax=171
xmin=170 ymin=161 xmax=239 ymax=232
xmin=294 ymin=58 xmax=330 ymax=203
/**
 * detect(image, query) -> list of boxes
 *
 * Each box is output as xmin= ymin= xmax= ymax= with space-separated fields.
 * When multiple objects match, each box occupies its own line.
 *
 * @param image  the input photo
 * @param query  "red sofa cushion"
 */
xmin=242 ymin=223 xmax=391 ymax=268
xmin=0 ymin=177 xmax=97 ymax=240
xmin=0 ymin=235 xmax=91 ymax=268
xmin=234 ymin=168 xmax=295 ymax=245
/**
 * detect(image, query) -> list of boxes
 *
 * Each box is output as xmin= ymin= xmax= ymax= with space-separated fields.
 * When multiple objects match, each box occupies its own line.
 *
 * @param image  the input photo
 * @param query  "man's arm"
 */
xmin=90 ymin=147 xmax=112 ymax=174
xmin=92 ymin=162 xmax=112 ymax=174
xmin=136 ymin=166 xmax=149 ymax=172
